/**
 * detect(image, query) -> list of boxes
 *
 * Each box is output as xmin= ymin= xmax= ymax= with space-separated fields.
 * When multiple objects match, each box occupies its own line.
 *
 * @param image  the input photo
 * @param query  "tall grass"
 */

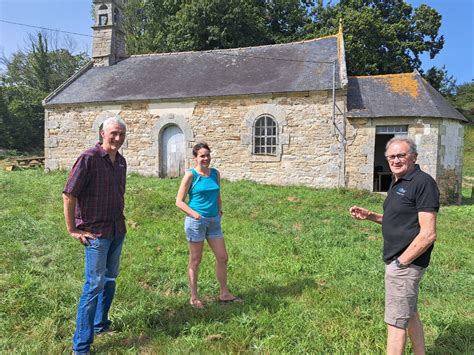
xmin=463 ymin=125 xmax=474 ymax=179
xmin=0 ymin=169 xmax=472 ymax=353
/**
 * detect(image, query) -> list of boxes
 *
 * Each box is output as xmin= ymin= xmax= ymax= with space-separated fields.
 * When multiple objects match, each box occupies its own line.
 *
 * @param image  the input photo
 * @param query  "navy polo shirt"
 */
xmin=382 ymin=165 xmax=439 ymax=267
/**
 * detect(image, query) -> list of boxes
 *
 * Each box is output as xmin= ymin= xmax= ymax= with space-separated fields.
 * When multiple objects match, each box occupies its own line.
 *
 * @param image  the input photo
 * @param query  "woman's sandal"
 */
xmin=189 ymin=299 xmax=205 ymax=309
xmin=218 ymin=296 xmax=242 ymax=304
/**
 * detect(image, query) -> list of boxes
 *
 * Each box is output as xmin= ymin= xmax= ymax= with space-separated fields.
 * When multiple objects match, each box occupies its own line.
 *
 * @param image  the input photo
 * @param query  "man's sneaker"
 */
xmin=95 ymin=328 xmax=119 ymax=336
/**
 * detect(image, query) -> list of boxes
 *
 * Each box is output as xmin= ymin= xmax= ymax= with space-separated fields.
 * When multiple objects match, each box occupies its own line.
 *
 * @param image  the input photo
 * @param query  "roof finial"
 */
xmin=338 ymin=18 xmax=343 ymax=35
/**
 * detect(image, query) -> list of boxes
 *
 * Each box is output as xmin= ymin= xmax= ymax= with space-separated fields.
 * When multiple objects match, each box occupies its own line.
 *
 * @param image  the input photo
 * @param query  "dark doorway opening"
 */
xmin=374 ymin=134 xmax=393 ymax=192
xmin=373 ymin=126 xmax=408 ymax=192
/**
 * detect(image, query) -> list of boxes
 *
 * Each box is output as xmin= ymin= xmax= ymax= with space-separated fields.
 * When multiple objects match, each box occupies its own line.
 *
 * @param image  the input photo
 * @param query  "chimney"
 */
xmin=92 ymin=0 xmax=127 ymax=66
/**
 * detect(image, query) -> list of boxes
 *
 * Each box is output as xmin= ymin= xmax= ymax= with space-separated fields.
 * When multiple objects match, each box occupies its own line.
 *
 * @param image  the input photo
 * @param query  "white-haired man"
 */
xmin=350 ymin=137 xmax=439 ymax=355
xmin=63 ymin=117 xmax=127 ymax=354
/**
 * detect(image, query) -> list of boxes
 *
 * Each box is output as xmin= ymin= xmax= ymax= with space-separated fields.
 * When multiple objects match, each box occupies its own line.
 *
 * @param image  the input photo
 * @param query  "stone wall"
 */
xmin=45 ymin=91 xmax=347 ymax=188
xmin=345 ymin=116 xmax=463 ymax=203
xmin=92 ymin=27 xmax=113 ymax=59
xmin=344 ymin=117 xmax=373 ymax=189
xmin=44 ymin=94 xmax=463 ymax=203
xmin=437 ymin=119 xmax=464 ymax=204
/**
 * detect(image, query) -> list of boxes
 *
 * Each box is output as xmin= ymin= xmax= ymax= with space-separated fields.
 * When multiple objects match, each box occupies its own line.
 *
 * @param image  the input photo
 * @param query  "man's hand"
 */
xmin=63 ymin=192 xmax=96 ymax=245
xmin=69 ymin=229 xmax=96 ymax=246
xmin=349 ymin=206 xmax=383 ymax=224
xmin=349 ymin=206 xmax=370 ymax=220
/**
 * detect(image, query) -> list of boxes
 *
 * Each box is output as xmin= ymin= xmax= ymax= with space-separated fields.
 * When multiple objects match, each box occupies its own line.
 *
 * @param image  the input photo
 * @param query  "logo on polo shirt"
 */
xmin=396 ymin=187 xmax=407 ymax=196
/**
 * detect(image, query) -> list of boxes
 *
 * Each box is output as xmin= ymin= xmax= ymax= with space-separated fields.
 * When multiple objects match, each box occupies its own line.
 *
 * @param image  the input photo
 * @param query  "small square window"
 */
xmin=376 ymin=125 xmax=408 ymax=135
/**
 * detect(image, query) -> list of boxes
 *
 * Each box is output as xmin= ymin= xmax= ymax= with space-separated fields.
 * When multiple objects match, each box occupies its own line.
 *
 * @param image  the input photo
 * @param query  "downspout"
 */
xmin=337 ymin=19 xmax=348 ymax=188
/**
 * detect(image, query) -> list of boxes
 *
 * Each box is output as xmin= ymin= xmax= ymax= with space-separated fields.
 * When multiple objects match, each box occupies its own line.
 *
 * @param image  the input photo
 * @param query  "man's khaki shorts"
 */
xmin=384 ymin=260 xmax=426 ymax=329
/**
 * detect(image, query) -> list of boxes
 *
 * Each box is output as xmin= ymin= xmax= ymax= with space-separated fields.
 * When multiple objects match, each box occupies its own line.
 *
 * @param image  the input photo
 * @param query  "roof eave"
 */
xmin=347 ymin=113 xmax=468 ymax=122
xmin=43 ymin=88 xmax=344 ymax=108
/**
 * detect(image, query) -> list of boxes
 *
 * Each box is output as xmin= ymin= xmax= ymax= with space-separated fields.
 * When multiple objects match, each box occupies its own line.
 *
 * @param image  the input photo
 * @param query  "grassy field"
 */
xmin=463 ymin=124 xmax=474 ymax=174
xmin=0 ymin=163 xmax=472 ymax=353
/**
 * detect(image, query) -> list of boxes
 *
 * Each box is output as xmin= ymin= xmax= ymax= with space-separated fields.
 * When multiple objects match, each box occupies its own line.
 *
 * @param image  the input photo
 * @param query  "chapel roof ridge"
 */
xmin=129 ymin=34 xmax=339 ymax=59
xmin=349 ymin=71 xmax=418 ymax=79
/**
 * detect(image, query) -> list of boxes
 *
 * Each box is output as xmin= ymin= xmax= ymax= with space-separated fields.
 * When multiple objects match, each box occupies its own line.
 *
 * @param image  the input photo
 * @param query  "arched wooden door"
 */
xmin=161 ymin=125 xmax=185 ymax=177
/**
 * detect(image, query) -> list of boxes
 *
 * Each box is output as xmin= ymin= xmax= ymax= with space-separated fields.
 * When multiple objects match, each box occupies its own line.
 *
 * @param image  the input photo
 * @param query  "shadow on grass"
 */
xmin=461 ymin=196 xmax=473 ymax=205
xmin=94 ymin=277 xmax=317 ymax=350
xmin=154 ymin=277 xmax=316 ymax=336
xmin=427 ymin=321 xmax=474 ymax=354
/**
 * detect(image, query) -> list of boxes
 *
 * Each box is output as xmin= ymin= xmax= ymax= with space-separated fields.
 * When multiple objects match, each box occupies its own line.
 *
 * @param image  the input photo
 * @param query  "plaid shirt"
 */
xmin=64 ymin=143 xmax=127 ymax=238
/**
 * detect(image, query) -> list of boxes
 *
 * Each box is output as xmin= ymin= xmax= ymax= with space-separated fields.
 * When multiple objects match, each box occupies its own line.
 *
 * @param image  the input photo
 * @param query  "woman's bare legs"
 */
xmin=188 ymin=241 xmax=204 ymax=307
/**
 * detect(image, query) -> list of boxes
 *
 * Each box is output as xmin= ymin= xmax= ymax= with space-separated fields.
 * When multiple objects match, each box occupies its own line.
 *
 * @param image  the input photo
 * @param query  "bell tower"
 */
xmin=92 ymin=0 xmax=127 ymax=66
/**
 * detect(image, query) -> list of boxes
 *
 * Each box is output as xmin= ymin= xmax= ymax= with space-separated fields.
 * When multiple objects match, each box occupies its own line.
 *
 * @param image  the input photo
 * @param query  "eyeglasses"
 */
xmin=385 ymin=153 xmax=408 ymax=161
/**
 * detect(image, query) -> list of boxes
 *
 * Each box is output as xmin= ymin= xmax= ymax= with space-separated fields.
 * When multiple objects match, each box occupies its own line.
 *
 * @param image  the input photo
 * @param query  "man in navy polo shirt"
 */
xmin=63 ymin=117 xmax=127 ymax=354
xmin=349 ymin=137 xmax=439 ymax=355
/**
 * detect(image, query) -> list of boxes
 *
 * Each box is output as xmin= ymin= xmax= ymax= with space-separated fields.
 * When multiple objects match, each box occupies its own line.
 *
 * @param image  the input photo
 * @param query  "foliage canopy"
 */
xmin=123 ymin=0 xmax=445 ymax=78
xmin=0 ymin=1 xmax=468 ymax=152
xmin=0 ymin=33 xmax=88 ymax=151
xmin=449 ymin=83 xmax=474 ymax=122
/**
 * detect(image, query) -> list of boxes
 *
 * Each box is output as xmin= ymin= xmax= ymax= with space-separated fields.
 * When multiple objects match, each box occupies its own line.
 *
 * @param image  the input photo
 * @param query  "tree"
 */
xmin=263 ymin=0 xmax=315 ymax=43
xmin=423 ymin=65 xmax=457 ymax=97
xmin=122 ymin=0 xmax=179 ymax=54
xmin=166 ymin=0 xmax=270 ymax=51
xmin=0 ymin=86 xmax=45 ymax=150
xmin=309 ymin=0 xmax=444 ymax=76
xmin=122 ymin=0 xmax=314 ymax=53
xmin=0 ymin=87 xmax=13 ymax=148
xmin=0 ymin=32 xmax=89 ymax=151
xmin=450 ymin=82 xmax=474 ymax=123
xmin=2 ymin=33 xmax=89 ymax=92
xmin=123 ymin=0 xmax=444 ymax=80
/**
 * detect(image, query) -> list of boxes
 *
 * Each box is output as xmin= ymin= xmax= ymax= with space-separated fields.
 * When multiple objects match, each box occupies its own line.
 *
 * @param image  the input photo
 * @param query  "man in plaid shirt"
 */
xmin=63 ymin=117 xmax=127 ymax=354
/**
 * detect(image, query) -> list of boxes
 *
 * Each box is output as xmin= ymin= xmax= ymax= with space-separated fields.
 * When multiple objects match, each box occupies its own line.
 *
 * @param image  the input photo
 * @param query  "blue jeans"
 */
xmin=72 ymin=235 xmax=125 ymax=353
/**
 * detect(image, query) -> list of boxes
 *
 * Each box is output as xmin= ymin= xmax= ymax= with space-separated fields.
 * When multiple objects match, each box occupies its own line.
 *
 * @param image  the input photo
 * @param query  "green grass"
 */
xmin=463 ymin=125 xmax=474 ymax=178
xmin=0 ymin=168 xmax=472 ymax=353
xmin=462 ymin=125 xmax=474 ymax=201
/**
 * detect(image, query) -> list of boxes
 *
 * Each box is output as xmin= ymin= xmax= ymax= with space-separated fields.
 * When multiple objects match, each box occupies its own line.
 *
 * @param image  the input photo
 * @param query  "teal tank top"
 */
xmin=188 ymin=168 xmax=220 ymax=217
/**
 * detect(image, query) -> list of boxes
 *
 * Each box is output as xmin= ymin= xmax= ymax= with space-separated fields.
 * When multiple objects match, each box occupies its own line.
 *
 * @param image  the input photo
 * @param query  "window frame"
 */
xmin=241 ymin=104 xmax=289 ymax=162
xmin=376 ymin=125 xmax=408 ymax=135
xmin=253 ymin=114 xmax=278 ymax=156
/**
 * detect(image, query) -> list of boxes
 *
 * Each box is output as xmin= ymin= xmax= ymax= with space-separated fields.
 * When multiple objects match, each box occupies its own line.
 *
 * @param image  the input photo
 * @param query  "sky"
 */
xmin=0 ymin=0 xmax=473 ymax=85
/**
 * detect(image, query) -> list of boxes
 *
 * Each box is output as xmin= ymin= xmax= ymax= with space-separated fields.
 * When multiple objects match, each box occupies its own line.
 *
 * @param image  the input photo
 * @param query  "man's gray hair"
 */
xmin=102 ymin=117 xmax=127 ymax=131
xmin=385 ymin=137 xmax=417 ymax=155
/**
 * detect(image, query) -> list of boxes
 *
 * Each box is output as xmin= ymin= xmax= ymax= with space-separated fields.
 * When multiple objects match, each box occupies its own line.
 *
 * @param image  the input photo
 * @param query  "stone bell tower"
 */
xmin=92 ymin=0 xmax=127 ymax=66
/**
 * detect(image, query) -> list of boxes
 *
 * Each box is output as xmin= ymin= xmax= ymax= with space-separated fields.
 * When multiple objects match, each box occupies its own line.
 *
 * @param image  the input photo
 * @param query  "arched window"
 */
xmin=98 ymin=5 xmax=108 ymax=26
xmin=242 ymin=104 xmax=288 ymax=161
xmin=253 ymin=115 xmax=277 ymax=155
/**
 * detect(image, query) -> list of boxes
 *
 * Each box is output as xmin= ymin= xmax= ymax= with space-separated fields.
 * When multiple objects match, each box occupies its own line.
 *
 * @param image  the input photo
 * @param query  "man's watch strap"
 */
xmin=395 ymin=258 xmax=409 ymax=269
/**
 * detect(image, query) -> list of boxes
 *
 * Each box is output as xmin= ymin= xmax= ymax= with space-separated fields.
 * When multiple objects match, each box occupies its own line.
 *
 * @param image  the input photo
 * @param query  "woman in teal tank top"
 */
xmin=176 ymin=143 xmax=241 ymax=308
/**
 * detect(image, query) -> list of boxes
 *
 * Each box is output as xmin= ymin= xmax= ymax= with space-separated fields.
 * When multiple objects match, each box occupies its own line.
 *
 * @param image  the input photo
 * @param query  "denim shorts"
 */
xmin=384 ymin=260 xmax=426 ymax=329
xmin=184 ymin=215 xmax=223 ymax=242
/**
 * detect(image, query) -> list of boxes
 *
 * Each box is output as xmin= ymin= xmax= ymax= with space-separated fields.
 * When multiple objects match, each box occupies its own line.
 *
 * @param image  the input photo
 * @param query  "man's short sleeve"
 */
xmin=415 ymin=177 xmax=440 ymax=212
xmin=63 ymin=154 xmax=90 ymax=197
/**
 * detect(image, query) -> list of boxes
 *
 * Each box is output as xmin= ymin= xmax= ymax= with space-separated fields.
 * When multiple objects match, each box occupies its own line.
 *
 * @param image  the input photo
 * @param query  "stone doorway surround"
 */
xmin=151 ymin=113 xmax=194 ymax=177
xmin=161 ymin=125 xmax=185 ymax=177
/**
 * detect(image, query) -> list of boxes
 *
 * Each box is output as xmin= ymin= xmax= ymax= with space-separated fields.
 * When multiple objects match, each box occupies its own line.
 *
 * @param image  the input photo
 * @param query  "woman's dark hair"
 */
xmin=192 ymin=142 xmax=211 ymax=157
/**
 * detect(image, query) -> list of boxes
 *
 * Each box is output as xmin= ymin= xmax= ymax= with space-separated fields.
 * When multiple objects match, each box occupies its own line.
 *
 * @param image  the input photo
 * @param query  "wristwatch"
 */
xmin=395 ymin=258 xmax=409 ymax=269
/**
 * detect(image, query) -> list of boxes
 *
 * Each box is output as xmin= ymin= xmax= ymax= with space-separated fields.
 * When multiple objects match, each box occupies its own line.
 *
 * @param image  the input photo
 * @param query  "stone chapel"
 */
xmin=43 ymin=0 xmax=467 ymax=203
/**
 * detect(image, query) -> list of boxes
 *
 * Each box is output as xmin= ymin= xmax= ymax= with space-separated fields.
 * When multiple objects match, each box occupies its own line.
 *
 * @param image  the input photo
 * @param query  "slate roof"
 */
xmin=347 ymin=72 xmax=466 ymax=121
xmin=44 ymin=36 xmax=342 ymax=106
